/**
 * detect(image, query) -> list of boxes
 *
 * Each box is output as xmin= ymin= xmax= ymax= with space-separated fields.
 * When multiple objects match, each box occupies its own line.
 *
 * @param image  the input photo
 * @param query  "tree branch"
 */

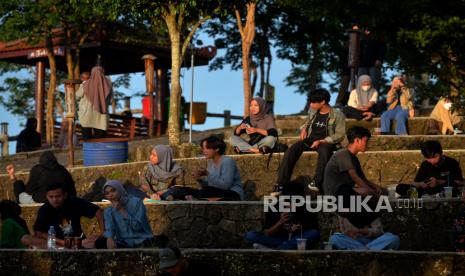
xmin=235 ymin=8 xmax=245 ymax=39
xmin=181 ymin=15 xmax=211 ymax=59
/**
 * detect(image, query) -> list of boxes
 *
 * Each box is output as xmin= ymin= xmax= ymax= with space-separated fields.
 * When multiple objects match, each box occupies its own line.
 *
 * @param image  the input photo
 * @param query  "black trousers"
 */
xmin=276 ymin=140 xmax=336 ymax=190
xmin=82 ymin=127 xmax=107 ymax=139
xmin=343 ymin=106 xmax=377 ymax=120
xmin=197 ymin=186 xmax=241 ymax=201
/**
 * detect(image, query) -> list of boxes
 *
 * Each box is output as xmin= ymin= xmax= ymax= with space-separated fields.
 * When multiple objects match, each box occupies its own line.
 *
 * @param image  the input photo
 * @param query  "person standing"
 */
xmin=76 ymin=67 xmax=112 ymax=139
xmin=358 ymin=29 xmax=386 ymax=91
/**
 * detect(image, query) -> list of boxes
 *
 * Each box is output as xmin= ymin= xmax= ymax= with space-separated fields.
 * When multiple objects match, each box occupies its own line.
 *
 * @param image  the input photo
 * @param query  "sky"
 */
xmin=0 ymin=34 xmax=341 ymax=154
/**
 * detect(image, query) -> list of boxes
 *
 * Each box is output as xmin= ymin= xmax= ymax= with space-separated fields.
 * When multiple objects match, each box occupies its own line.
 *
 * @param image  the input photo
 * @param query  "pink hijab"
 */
xmin=83 ymin=66 xmax=112 ymax=114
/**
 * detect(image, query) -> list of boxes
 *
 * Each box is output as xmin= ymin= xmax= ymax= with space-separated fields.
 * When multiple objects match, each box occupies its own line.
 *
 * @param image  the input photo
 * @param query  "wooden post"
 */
xmin=224 ymin=110 xmax=231 ymax=127
xmin=111 ymin=99 xmax=117 ymax=114
xmin=157 ymin=68 xmax=167 ymax=135
xmin=143 ymin=55 xmax=156 ymax=137
xmin=124 ymin=96 xmax=131 ymax=110
xmin=35 ymin=60 xmax=46 ymax=135
xmin=64 ymin=80 xmax=79 ymax=167
xmin=0 ymin=122 xmax=8 ymax=157
xmin=348 ymin=28 xmax=362 ymax=90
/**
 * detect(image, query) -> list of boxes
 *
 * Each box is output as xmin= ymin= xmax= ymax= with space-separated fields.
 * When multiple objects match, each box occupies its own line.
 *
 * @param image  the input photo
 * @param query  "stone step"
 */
xmin=224 ymin=134 xmax=465 ymax=154
xmin=276 ymin=116 xmax=465 ymax=136
xmin=1 ymin=249 xmax=464 ymax=275
xmin=1 ymin=150 xmax=465 ymax=201
xmin=16 ymin=199 xmax=463 ymax=251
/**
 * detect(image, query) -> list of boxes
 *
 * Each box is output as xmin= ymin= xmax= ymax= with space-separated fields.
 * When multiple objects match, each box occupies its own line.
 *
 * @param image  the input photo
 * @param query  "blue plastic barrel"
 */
xmin=83 ymin=138 xmax=128 ymax=166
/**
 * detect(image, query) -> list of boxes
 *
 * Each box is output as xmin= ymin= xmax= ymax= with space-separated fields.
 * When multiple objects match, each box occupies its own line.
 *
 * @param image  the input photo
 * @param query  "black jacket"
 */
xmin=25 ymin=151 xmax=77 ymax=203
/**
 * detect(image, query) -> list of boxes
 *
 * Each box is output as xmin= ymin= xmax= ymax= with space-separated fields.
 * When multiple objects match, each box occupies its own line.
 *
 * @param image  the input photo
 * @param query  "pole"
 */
xmin=64 ymin=80 xmax=79 ymax=167
xmin=189 ymin=45 xmax=195 ymax=144
xmin=348 ymin=27 xmax=362 ymax=90
xmin=1 ymin=122 xmax=8 ymax=156
xmin=35 ymin=60 xmax=45 ymax=135
xmin=142 ymin=55 xmax=156 ymax=137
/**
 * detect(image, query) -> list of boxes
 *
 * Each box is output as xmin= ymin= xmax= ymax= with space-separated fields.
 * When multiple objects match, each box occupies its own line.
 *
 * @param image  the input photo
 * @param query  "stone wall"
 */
xmin=1 ymin=150 xmax=465 ymax=201
xmin=16 ymin=199 xmax=465 ymax=251
xmin=1 ymin=249 xmax=465 ymax=275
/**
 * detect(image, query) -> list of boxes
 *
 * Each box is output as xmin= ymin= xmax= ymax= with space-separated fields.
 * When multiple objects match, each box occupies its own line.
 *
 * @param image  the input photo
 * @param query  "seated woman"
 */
xmin=0 ymin=200 xmax=29 ymax=248
xmin=230 ymin=97 xmax=277 ymax=154
xmin=425 ymin=97 xmax=463 ymax=135
xmin=189 ymin=136 xmax=244 ymax=201
xmin=136 ymin=145 xmax=185 ymax=201
xmin=380 ymin=76 xmax=415 ymax=135
xmin=96 ymin=180 xmax=155 ymax=249
xmin=343 ymin=75 xmax=378 ymax=121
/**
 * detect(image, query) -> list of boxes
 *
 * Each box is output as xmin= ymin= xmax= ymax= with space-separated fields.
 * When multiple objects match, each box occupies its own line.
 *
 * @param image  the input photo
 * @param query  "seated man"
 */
xmin=273 ymin=89 xmax=346 ymax=195
xmin=323 ymin=126 xmax=386 ymax=228
xmin=246 ymin=187 xmax=320 ymax=250
xmin=330 ymin=216 xmax=400 ymax=250
xmin=396 ymin=140 xmax=463 ymax=197
xmin=22 ymin=182 xmax=104 ymax=249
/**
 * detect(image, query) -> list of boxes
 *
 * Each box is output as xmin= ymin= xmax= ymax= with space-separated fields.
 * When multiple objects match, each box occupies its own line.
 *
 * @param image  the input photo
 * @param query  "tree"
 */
xmin=124 ymin=1 xmax=221 ymax=146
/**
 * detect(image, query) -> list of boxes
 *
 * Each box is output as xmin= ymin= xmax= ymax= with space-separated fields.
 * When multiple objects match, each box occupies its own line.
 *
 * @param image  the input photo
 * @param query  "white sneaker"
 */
xmin=253 ymin=243 xmax=271 ymax=249
xmin=308 ymin=181 xmax=320 ymax=193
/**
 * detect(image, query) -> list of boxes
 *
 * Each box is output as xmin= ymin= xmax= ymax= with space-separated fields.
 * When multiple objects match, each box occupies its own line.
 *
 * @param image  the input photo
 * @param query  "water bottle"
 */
xmin=47 ymin=226 xmax=56 ymax=249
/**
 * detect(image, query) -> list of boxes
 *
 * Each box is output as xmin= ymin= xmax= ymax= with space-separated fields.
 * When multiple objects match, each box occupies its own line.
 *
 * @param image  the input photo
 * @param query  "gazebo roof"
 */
xmin=0 ymin=25 xmax=216 ymax=75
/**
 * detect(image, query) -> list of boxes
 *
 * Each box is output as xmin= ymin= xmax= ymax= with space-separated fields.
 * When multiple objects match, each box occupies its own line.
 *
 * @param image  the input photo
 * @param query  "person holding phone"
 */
xmin=230 ymin=97 xmax=278 ymax=154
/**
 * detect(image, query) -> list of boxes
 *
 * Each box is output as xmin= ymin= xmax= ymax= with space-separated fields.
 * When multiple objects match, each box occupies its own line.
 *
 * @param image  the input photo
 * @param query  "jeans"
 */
xmin=330 ymin=232 xmax=400 ymax=250
xmin=276 ymin=140 xmax=336 ymax=190
xmin=380 ymin=106 xmax=409 ymax=135
xmin=358 ymin=66 xmax=381 ymax=91
xmin=229 ymin=135 xmax=277 ymax=152
xmin=245 ymin=230 xmax=320 ymax=250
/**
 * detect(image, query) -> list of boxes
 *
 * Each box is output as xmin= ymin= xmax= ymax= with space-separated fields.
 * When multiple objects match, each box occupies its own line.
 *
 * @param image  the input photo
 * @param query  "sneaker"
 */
xmin=253 ymin=243 xmax=271 ymax=249
xmin=270 ymin=184 xmax=283 ymax=197
xmin=307 ymin=180 xmax=320 ymax=193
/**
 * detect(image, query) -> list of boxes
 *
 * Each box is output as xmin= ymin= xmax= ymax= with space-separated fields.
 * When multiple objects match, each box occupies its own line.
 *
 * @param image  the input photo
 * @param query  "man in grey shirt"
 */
xmin=323 ymin=126 xmax=384 ymax=197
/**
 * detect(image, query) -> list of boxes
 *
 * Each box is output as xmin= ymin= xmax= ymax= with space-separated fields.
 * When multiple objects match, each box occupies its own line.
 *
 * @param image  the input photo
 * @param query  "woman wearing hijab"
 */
xmin=8 ymin=151 xmax=76 ymax=204
xmin=0 ymin=200 xmax=30 ymax=248
xmin=95 ymin=180 xmax=154 ymax=249
xmin=230 ymin=97 xmax=278 ymax=154
xmin=425 ymin=97 xmax=463 ymax=135
xmin=138 ymin=145 xmax=185 ymax=200
xmin=343 ymin=75 xmax=378 ymax=121
xmin=76 ymin=66 xmax=112 ymax=139
xmin=380 ymin=76 xmax=415 ymax=135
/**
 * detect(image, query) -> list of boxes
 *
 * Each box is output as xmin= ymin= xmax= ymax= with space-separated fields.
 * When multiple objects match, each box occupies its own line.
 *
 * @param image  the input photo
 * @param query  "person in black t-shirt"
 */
xmin=396 ymin=140 xmax=464 ymax=197
xmin=245 ymin=195 xmax=320 ymax=250
xmin=22 ymin=182 xmax=104 ymax=249
xmin=272 ymin=89 xmax=346 ymax=195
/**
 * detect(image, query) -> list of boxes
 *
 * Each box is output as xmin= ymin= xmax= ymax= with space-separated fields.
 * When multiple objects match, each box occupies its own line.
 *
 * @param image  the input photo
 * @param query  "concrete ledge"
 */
xmin=1 ymin=249 xmax=465 ymax=275
xmin=2 ymin=150 xmax=465 ymax=201
xmin=14 ymin=199 xmax=464 ymax=251
xmin=277 ymin=116 xmax=465 ymax=136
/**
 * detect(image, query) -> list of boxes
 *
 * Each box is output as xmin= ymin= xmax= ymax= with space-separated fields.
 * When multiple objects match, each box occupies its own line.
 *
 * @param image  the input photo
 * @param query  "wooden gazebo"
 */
xmin=0 ymin=25 xmax=216 ymax=138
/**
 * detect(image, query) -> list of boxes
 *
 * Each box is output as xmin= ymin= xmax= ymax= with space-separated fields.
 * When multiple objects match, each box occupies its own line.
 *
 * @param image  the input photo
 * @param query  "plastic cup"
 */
xmin=323 ymin=241 xmax=332 ymax=250
xmin=387 ymin=187 xmax=397 ymax=199
xmin=296 ymin=238 xmax=307 ymax=251
xmin=64 ymin=237 xmax=73 ymax=249
xmin=73 ymin=237 xmax=82 ymax=249
xmin=444 ymin=186 xmax=453 ymax=198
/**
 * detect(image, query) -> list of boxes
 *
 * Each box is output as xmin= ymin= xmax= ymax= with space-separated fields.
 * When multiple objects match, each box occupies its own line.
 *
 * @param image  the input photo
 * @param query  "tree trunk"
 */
xmin=165 ymin=14 xmax=182 ymax=146
xmin=45 ymin=36 xmax=57 ymax=146
xmin=235 ymin=3 xmax=256 ymax=117
xmin=251 ymin=63 xmax=257 ymax=96
xmin=258 ymin=37 xmax=265 ymax=97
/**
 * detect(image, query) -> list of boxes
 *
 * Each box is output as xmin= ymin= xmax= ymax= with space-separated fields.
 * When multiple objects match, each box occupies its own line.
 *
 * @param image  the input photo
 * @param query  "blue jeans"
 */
xmin=380 ymin=106 xmax=409 ymax=135
xmin=245 ymin=230 xmax=320 ymax=250
xmin=330 ymin=232 xmax=400 ymax=250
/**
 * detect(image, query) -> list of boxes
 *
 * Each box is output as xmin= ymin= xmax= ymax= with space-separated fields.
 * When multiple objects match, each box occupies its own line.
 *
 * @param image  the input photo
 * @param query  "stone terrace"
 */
xmin=1 ymin=150 xmax=465 ymax=201
xmin=13 ymin=199 xmax=464 ymax=251
xmin=1 ymin=249 xmax=465 ymax=275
